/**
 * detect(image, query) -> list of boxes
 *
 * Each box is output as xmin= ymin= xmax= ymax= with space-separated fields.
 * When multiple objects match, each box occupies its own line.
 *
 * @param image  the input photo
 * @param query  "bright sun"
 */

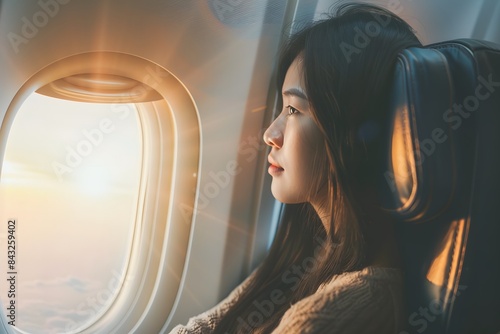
xmin=76 ymin=165 xmax=110 ymax=197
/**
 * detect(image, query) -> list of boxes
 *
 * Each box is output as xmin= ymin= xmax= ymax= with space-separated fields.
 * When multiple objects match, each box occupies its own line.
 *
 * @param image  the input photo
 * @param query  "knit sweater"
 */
xmin=170 ymin=266 xmax=403 ymax=334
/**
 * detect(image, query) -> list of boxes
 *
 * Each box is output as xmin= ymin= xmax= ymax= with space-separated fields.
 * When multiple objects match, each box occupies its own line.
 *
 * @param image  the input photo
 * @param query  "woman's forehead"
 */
xmin=282 ymin=57 xmax=307 ymax=98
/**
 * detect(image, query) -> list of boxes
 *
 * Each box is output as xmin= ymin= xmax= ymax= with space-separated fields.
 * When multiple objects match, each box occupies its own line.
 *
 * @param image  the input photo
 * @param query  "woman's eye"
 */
xmin=286 ymin=105 xmax=298 ymax=116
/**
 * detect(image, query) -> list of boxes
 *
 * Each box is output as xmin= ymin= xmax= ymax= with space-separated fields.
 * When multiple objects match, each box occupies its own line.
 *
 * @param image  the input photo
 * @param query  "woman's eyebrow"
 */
xmin=282 ymin=87 xmax=308 ymax=101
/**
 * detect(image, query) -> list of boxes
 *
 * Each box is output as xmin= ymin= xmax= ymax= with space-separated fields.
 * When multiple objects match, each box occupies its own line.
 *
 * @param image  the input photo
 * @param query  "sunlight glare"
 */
xmin=76 ymin=165 xmax=111 ymax=197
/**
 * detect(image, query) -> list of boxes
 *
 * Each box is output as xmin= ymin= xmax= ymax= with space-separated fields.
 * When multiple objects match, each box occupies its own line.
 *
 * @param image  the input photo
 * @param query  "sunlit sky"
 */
xmin=0 ymin=93 xmax=142 ymax=333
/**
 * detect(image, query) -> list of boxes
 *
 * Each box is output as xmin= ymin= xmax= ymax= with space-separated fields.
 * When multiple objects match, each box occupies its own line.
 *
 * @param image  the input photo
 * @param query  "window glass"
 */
xmin=0 ymin=93 xmax=141 ymax=333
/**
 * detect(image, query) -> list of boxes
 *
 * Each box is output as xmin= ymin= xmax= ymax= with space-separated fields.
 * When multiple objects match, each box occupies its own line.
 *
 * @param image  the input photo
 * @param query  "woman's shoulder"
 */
xmin=272 ymin=266 xmax=404 ymax=334
xmin=306 ymin=266 xmax=403 ymax=310
xmin=319 ymin=265 xmax=402 ymax=292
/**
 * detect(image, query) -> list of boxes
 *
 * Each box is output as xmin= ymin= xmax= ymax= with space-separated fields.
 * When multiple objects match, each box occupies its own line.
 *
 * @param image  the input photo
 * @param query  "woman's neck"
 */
xmin=310 ymin=190 xmax=331 ymax=233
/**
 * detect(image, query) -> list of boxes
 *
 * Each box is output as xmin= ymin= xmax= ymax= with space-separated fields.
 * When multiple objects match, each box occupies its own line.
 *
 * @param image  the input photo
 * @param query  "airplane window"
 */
xmin=0 ymin=92 xmax=141 ymax=333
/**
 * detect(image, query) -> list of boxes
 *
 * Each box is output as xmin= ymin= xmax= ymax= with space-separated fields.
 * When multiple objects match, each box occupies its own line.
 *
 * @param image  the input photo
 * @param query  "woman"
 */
xmin=171 ymin=3 xmax=421 ymax=333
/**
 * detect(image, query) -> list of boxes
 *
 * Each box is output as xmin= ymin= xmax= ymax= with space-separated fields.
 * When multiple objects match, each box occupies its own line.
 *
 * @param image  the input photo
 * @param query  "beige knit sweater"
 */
xmin=170 ymin=266 xmax=403 ymax=334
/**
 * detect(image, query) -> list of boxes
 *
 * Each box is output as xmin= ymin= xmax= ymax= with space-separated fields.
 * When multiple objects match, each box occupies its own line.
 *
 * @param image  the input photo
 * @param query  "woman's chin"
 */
xmin=271 ymin=186 xmax=305 ymax=204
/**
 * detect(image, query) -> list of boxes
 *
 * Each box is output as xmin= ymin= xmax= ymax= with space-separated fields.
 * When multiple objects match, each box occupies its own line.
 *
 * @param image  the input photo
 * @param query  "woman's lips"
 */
xmin=268 ymin=164 xmax=284 ymax=175
xmin=268 ymin=156 xmax=284 ymax=175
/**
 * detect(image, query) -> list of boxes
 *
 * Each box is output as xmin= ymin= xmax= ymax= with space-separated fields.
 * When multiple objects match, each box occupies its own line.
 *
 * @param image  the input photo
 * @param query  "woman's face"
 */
xmin=263 ymin=57 xmax=326 ymax=205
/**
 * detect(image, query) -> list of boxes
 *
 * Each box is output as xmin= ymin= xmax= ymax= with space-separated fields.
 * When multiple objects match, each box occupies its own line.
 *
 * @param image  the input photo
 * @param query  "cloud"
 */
xmin=15 ymin=299 xmax=92 ymax=334
xmin=4 ymin=275 xmax=121 ymax=333
xmin=20 ymin=276 xmax=96 ymax=293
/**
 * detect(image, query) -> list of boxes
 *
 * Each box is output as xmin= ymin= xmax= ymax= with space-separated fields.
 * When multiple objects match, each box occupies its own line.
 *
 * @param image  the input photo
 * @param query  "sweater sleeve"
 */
xmin=270 ymin=267 xmax=403 ymax=334
xmin=169 ymin=272 xmax=256 ymax=334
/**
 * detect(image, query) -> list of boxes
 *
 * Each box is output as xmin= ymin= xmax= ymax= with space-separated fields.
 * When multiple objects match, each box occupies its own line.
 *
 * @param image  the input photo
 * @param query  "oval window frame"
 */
xmin=0 ymin=52 xmax=201 ymax=333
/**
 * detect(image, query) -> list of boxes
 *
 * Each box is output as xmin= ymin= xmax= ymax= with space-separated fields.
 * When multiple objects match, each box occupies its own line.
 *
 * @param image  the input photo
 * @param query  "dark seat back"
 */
xmin=382 ymin=39 xmax=500 ymax=334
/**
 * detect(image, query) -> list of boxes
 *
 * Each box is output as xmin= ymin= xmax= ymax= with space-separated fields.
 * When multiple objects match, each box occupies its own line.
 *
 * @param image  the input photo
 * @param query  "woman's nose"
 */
xmin=263 ymin=117 xmax=284 ymax=148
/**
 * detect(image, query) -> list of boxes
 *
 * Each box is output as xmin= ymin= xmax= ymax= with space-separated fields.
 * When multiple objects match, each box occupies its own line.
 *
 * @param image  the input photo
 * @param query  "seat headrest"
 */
xmin=381 ymin=39 xmax=500 ymax=223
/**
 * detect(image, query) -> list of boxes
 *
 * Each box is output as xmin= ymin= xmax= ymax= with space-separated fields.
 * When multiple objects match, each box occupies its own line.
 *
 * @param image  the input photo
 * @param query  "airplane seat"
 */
xmin=379 ymin=39 xmax=500 ymax=334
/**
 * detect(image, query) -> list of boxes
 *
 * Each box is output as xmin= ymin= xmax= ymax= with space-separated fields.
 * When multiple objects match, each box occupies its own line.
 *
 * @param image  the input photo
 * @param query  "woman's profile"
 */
xmin=171 ymin=3 xmax=421 ymax=333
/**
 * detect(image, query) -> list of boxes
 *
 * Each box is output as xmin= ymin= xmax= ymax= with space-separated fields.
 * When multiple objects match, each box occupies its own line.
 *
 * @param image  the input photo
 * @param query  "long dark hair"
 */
xmin=213 ymin=3 xmax=421 ymax=333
